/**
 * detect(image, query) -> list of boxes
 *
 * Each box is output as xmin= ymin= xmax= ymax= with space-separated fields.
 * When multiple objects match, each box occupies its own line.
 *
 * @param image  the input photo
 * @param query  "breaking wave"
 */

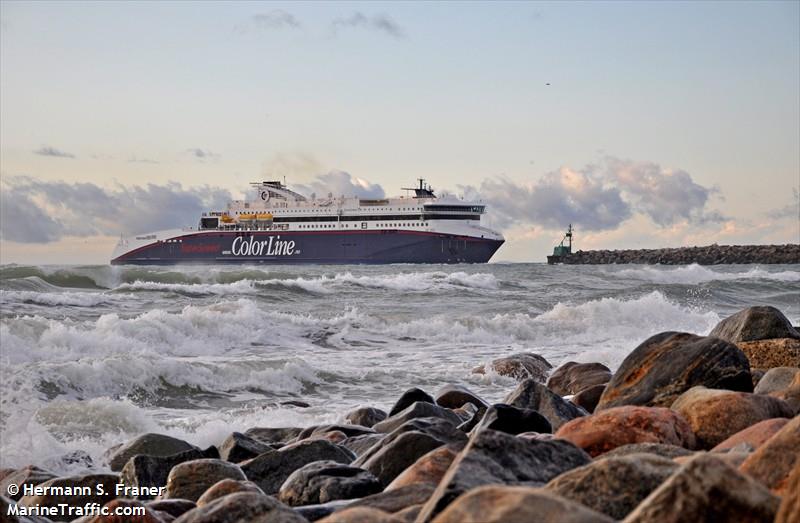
xmin=612 ymin=264 xmax=800 ymax=285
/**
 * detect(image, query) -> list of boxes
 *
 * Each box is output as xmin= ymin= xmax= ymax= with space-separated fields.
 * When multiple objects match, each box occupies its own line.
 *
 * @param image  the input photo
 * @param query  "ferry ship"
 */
xmin=110 ymin=179 xmax=504 ymax=265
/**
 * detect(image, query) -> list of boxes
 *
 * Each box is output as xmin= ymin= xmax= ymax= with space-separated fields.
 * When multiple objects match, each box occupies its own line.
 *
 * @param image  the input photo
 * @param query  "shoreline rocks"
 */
xmin=5 ymin=303 xmax=797 ymax=523
xmin=546 ymin=243 xmax=800 ymax=265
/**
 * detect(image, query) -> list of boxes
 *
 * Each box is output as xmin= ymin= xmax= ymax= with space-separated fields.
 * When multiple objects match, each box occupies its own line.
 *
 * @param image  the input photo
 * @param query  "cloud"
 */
xmin=332 ymin=13 xmax=404 ymax=38
xmin=235 ymin=10 xmax=301 ymax=34
xmin=294 ymin=171 xmax=385 ymax=199
xmin=185 ymin=148 xmax=219 ymax=161
xmin=458 ymin=158 xmax=723 ymax=232
xmin=128 ymin=156 xmax=159 ymax=164
xmin=766 ymin=188 xmax=799 ymax=220
xmin=0 ymin=177 xmax=231 ymax=243
xmin=33 ymin=146 xmax=75 ymax=159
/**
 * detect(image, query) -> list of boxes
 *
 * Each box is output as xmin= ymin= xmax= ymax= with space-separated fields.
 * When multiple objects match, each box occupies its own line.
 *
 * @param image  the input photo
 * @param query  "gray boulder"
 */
xmin=710 ymin=306 xmax=800 ymax=343
xmin=105 ymin=433 xmax=198 ymax=472
xmin=434 ymin=384 xmax=489 ymax=409
xmin=504 ymin=379 xmax=586 ymax=431
xmin=173 ymin=491 xmax=305 ymax=523
xmin=219 ymin=432 xmax=271 ymax=463
xmin=389 ymin=388 xmax=435 ymax=416
xmin=278 ymin=460 xmax=381 ymax=506
xmin=344 ymin=407 xmax=387 ymax=428
xmin=164 ymin=459 xmax=246 ymax=502
xmin=121 ymin=446 xmax=220 ymax=499
xmin=373 ymin=402 xmax=462 ymax=433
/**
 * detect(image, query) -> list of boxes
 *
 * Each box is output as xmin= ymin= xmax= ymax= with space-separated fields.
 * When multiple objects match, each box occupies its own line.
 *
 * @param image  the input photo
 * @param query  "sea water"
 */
xmin=1 ymin=262 xmax=798 ymax=473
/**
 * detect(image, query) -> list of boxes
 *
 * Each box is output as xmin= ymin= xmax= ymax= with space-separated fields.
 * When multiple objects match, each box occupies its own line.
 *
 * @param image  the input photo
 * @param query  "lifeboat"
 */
xmin=239 ymin=213 xmax=257 ymax=221
xmin=220 ymin=214 xmax=235 ymax=223
xmin=256 ymin=213 xmax=273 ymax=221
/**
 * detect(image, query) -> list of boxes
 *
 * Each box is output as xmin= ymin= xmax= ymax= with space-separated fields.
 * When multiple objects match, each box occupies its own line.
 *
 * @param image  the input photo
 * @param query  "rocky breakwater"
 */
xmin=547 ymin=243 xmax=800 ymax=264
xmin=2 ymin=305 xmax=799 ymax=523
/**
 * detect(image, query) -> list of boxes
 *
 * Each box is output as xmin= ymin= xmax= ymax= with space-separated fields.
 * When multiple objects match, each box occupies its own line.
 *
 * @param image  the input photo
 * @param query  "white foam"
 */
xmin=0 ymin=290 xmax=115 ymax=307
xmin=612 ymin=264 xmax=800 ymax=285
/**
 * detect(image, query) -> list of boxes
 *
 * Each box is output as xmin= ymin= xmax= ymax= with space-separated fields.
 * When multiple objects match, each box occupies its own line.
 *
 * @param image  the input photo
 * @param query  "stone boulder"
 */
xmin=754 ymin=366 xmax=800 ymax=394
xmin=571 ymin=384 xmax=606 ymax=413
xmin=545 ymin=453 xmax=678 ymax=519
xmin=164 ymin=459 xmax=246 ymax=502
xmin=344 ymin=407 xmax=388 ymax=428
xmin=297 ymin=424 xmax=375 ymax=441
xmin=546 ymin=362 xmax=612 ymax=396
xmin=218 ymin=432 xmax=271 ymax=463
xmin=431 ymin=485 xmax=614 ymax=523
xmin=596 ymin=332 xmax=752 ymax=410
xmin=623 ymin=454 xmax=780 ymax=523
xmin=346 ymin=483 xmax=435 ymax=514
xmin=504 ymin=379 xmax=586 ymax=431
xmin=554 ymin=406 xmax=696 ymax=457
xmin=105 ymin=433 xmax=198 ymax=472
xmin=373 ymin=402 xmax=462 ymax=434
xmin=19 ymin=474 xmax=119 ymax=522
xmin=472 ymin=352 xmax=552 ymax=382
xmin=354 ymin=418 xmax=466 ymax=487
xmin=121 ymin=446 xmax=220 ymax=499
xmin=388 ymin=388 xmax=435 ymax=417
xmin=195 ymin=479 xmax=264 ymax=507
xmin=416 ymin=428 xmax=591 ymax=520
xmin=318 ymin=507 xmax=404 ymax=522
xmin=671 ymin=386 xmax=793 ymax=449
xmin=739 ymin=414 xmax=800 ymax=495
xmin=278 ymin=460 xmax=381 ymax=506
xmin=386 ymin=445 xmax=459 ymax=490
xmin=241 ymin=439 xmax=355 ymax=495
xmin=173 ymin=491 xmax=305 ymax=523
xmin=709 ymin=306 xmax=800 ymax=343
xmin=737 ymin=338 xmax=800 ymax=369
xmin=711 ymin=417 xmax=790 ymax=452
xmin=776 ymin=461 xmax=800 ymax=523
xmin=602 ymin=442 xmax=694 ymax=459
xmin=477 ymin=404 xmax=552 ymax=435
xmin=341 ymin=434 xmax=384 ymax=457
xmin=0 ymin=466 xmax=56 ymax=501
xmin=146 ymin=499 xmax=196 ymax=519
xmin=434 ymin=384 xmax=489 ymax=410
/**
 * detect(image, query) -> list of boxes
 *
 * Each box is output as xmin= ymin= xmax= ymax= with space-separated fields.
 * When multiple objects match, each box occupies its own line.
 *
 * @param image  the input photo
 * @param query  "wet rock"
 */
xmin=454 ymin=404 xmax=487 ymax=433
xmin=195 ymin=479 xmax=264 ymax=507
xmin=477 ymin=403 xmax=552 ymax=435
xmin=164 ymin=459 xmax=246 ymax=502
xmin=554 ymin=406 xmax=696 ymax=457
xmin=218 ymin=432 xmax=271 ymax=463
xmin=373 ymin=402 xmax=462 ymax=434
xmin=106 ymin=433 xmax=198 ymax=472
xmin=431 ymin=485 xmax=614 ymax=523
xmin=0 ymin=466 xmax=56 ymax=501
xmin=711 ymin=417 xmax=790 ymax=452
xmin=121 ymin=446 xmax=220 ymax=499
xmin=737 ymin=338 xmax=800 ymax=369
xmin=85 ymin=499 xmax=165 ymax=523
xmin=434 ymin=384 xmax=489 ymax=410
xmin=387 ymin=446 xmax=459 ymax=490
xmin=671 ymin=386 xmax=793 ymax=449
xmin=389 ymin=388 xmax=435 ymax=417
xmin=243 ymin=427 xmax=304 ymax=445
xmin=546 ymin=362 xmax=612 ymax=396
xmin=173 ymin=491 xmax=305 ymax=523
xmin=281 ymin=400 xmax=311 ymax=408
xmin=472 ymin=352 xmax=552 ymax=382
xmin=347 ymin=483 xmax=436 ymax=515
xmin=293 ymin=500 xmax=351 ymax=522
xmin=241 ymin=439 xmax=355 ymax=495
xmin=297 ymin=425 xmax=375 ymax=441
xmin=739 ymin=414 xmax=800 ymax=495
xmin=357 ymin=432 xmax=451 ymax=487
xmin=571 ymin=384 xmax=606 ymax=413
xmin=504 ymin=379 xmax=586 ymax=431
xmin=146 ymin=500 xmax=196 ymax=519
xmin=709 ymin=305 xmax=800 ymax=343
xmin=341 ymin=434 xmax=384 ymax=457
xmin=624 ymin=454 xmax=780 ymax=523
xmin=776 ymin=461 xmax=800 ymax=523
xmin=597 ymin=332 xmax=752 ymax=410
xmin=545 ymin=453 xmax=678 ymax=519
xmin=344 ymin=407 xmax=387 ymax=428
xmin=318 ymin=507 xmax=403 ymax=522
xmin=601 ymin=442 xmax=694 ymax=459
xmin=278 ymin=460 xmax=381 ymax=506
xmin=19 ymin=474 xmax=119 ymax=522
xmin=416 ymin=428 xmax=591 ymax=520
xmin=754 ymin=366 xmax=800 ymax=394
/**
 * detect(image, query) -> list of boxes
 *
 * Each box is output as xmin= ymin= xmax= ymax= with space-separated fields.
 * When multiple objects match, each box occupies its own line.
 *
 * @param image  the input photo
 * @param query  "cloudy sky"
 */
xmin=1 ymin=1 xmax=798 ymax=263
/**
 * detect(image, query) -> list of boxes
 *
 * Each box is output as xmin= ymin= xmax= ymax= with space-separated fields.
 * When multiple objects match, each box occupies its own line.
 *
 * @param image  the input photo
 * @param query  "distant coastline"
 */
xmin=547 ymin=244 xmax=799 ymax=265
